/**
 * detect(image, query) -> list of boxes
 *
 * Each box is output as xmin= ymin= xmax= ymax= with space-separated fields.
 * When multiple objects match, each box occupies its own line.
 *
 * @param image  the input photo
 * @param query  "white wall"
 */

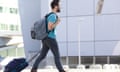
xmin=18 ymin=0 xmax=42 ymax=60
xmin=18 ymin=0 xmax=120 ymax=59
xmin=57 ymin=0 xmax=120 ymax=56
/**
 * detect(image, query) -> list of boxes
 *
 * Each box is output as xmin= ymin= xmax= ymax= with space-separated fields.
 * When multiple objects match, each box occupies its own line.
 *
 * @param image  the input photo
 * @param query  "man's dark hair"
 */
xmin=51 ymin=1 xmax=59 ymax=9
xmin=53 ymin=0 xmax=60 ymax=2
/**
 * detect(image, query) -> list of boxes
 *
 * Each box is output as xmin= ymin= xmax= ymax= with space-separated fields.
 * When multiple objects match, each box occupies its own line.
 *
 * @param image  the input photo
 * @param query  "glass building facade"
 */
xmin=0 ymin=0 xmax=21 ymax=32
xmin=0 ymin=0 xmax=24 ymax=58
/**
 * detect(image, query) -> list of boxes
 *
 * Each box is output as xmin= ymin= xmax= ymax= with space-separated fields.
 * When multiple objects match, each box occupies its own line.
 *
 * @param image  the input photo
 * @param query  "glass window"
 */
xmin=5 ymin=24 xmax=8 ymax=30
xmin=15 ymin=8 xmax=18 ymax=14
xmin=0 ymin=24 xmax=2 ymax=30
xmin=0 ymin=50 xmax=8 ymax=57
xmin=0 ymin=24 xmax=4 ymax=30
xmin=4 ymin=7 xmax=9 ymax=13
xmin=9 ymin=24 xmax=19 ymax=31
xmin=15 ymin=25 xmax=19 ymax=31
xmin=9 ymin=24 xmax=14 ymax=31
xmin=0 ymin=6 xmax=3 ymax=13
xmin=0 ymin=24 xmax=8 ymax=30
xmin=3 ymin=24 xmax=5 ymax=30
xmin=9 ymin=8 xmax=18 ymax=14
xmin=10 ymin=8 xmax=13 ymax=13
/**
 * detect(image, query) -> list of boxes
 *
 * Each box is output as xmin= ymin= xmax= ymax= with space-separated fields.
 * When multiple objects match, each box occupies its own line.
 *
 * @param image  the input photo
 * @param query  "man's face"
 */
xmin=55 ymin=5 xmax=61 ymax=13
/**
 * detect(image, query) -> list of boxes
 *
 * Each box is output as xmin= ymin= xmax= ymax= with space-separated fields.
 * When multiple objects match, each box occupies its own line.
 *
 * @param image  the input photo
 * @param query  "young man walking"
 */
xmin=31 ymin=1 xmax=66 ymax=72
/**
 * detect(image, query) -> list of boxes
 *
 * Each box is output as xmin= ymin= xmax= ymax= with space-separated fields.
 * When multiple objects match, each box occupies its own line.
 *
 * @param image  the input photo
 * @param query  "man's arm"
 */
xmin=48 ymin=18 xmax=60 ymax=31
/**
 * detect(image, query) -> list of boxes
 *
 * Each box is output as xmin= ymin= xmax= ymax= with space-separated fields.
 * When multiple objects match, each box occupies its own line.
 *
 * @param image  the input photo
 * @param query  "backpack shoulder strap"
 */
xmin=45 ymin=12 xmax=55 ymax=18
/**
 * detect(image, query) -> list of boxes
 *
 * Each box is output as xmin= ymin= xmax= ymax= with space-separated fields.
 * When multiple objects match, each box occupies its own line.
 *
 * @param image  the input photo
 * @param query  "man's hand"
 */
xmin=56 ymin=18 xmax=60 ymax=25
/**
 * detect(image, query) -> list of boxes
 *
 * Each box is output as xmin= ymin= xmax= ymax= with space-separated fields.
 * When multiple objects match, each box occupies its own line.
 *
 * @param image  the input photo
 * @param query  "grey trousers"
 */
xmin=32 ymin=37 xmax=64 ymax=71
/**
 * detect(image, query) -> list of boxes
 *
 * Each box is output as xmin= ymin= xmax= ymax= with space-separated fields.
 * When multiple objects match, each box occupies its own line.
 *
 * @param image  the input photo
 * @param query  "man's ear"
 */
xmin=54 ymin=6 xmax=58 ymax=9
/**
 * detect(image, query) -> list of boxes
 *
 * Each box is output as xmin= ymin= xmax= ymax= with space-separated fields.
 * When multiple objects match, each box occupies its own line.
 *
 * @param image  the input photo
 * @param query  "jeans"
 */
xmin=32 ymin=37 xmax=64 ymax=71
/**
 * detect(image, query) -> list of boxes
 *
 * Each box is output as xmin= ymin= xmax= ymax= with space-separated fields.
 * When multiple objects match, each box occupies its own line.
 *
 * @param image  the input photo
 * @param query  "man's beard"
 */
xmin=57 ymin=8 xmax=61 ymax=13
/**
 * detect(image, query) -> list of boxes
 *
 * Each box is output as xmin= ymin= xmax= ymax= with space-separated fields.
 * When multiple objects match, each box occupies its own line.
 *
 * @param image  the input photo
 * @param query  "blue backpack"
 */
xmin=31 ymin=12 xmax=56 ymax=40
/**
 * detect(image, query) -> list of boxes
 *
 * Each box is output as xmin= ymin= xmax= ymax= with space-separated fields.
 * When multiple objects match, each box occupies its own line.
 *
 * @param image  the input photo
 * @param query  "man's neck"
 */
xmin=52 ymin=10 xmax=57 ymax=13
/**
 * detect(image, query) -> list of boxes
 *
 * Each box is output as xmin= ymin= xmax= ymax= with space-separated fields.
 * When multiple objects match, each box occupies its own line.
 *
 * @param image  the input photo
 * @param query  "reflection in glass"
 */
xmin=96 ymin=0 xmax=104 ymax=15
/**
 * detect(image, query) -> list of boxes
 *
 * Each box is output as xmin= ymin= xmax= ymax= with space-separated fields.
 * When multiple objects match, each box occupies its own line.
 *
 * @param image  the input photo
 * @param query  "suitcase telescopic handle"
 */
xmin=27 ymin=50 xmax=41 ymax=63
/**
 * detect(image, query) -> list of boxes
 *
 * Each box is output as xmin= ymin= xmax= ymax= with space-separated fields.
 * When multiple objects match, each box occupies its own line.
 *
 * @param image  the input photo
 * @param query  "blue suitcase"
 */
xmin=4 ymin=58 xmax=28 ymax=72
xmin=4 ymin=51 xmax=40 ymax=72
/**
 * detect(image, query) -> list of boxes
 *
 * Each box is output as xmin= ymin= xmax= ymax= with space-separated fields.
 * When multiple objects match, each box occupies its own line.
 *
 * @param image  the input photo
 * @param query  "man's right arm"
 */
xmin=48 ymin=18 xmax=60 ymax=31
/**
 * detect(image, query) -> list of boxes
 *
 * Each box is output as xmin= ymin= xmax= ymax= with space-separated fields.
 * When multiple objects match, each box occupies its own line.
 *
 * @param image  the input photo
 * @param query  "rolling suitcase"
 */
xmin=4 ymin=51 xmax=40 ymax=72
